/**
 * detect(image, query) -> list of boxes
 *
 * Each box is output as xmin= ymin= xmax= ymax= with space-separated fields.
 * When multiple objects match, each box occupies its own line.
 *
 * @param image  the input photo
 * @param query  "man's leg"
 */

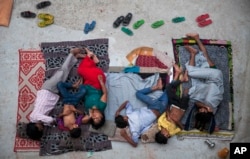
xmin=186 ymin=33 xmax=215 ymax=67
xmin=136 ymin=78 xmax=163 ymax=105
xmin=42 ymin=50 xmax=80 ymax=94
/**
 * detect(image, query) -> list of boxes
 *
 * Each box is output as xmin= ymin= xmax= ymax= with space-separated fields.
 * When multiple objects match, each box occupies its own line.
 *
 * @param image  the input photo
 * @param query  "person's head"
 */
xmin=26 ymin=122 xmax=44 ymax=141
xmin=115 ymin=115 xmax=128 ymax=128
xmin=155 ymin=131 xmax=168 ymax=144
xmin=195 ymin=112 xmax=214 ymax=131
xmin=89 ymin=108 xmax=105 ymax=130
xmin=69 ymin=127 xmax=82 ymax=138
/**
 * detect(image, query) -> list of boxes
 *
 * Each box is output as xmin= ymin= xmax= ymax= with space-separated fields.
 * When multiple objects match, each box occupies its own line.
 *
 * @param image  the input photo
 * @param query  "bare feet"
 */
xmin=186 ymin=33 xmax=199 ymax=40
xmin=152 ymin=78 xmax=163 ymax=90
xmin=173 ymin=64 xmax=182 ymax=74
xmin=72 ymin=78 xmax=83 ymax=89
xmin=70 ymin=48 xmax=86 ymax=59
xmin=184 ymin=45 xmax=198 ymax=55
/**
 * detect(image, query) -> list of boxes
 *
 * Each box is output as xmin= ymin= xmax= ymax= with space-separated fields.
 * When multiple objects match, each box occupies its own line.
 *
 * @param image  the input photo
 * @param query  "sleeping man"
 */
xmin=184 ymin=33 xmax=224 ymax=132
xmin=114 ymin=77 xmax=168 ymax=147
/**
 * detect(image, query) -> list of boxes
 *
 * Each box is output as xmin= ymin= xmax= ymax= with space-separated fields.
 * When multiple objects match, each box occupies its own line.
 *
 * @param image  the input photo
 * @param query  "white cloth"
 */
xmin=186 ymin=51 xmax=224 ymax=114
xmin=30 ymin=90 xmax=59 ymax=125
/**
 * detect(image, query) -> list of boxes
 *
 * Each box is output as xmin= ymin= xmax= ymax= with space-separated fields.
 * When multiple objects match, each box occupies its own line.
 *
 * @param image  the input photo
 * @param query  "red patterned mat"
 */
xmin=14 ymin=49 xmax=45 ymax=152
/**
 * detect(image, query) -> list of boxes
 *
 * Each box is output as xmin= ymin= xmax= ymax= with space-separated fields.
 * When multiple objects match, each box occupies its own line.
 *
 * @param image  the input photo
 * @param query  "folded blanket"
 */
xmin=0 ymin=0 xmax=13 ymax=26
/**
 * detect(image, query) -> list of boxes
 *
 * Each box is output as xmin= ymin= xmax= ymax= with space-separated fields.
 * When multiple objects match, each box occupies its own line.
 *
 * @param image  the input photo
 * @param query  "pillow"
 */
xmin=88 ymin=120 xmax=116 ymax=137
xmin=140 ymin=123 xmax=158 ymax=143
xmin=16 ymin=122 xmax=29 ymax=139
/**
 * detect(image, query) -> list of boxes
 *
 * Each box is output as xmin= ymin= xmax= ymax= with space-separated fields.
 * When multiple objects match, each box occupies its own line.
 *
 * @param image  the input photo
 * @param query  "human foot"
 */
xmin=179 ymin=70 xmax=189 ymax=82
xmin=186 ymin=33 xmax=199 ymax=40
xmin=184 ymin=45 xmax=198 ymax=55
xmin=173 ymin=64 xmax=182 ymax=74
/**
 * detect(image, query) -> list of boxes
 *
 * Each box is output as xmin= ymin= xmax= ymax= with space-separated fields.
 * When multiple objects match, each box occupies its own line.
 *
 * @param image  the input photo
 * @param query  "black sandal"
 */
xmin=113 ymin=16 xmax=124 ymax=28
xmin=20 ymin=11 xmax=36 ymax=18
xmin=122 ymin=13 xmax=133 ymax=26
xmin=36 ymin=1 xmax=51 ymax=9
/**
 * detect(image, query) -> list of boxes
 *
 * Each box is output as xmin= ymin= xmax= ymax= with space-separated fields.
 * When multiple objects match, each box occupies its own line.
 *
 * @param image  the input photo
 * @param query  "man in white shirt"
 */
xmin=26 ymin=48 xmax=85 ymax=140
xmin=114 ymin=78 xmax=168 ymax=147
xmin=184 ymin=33 xmax=224 ymax=132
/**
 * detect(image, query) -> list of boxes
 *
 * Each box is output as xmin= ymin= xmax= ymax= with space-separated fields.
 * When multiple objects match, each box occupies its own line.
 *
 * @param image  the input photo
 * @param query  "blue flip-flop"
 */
xmin=84 ymin=23 xmax=90 ymax=34
xmin=89 ymin=20 xmax=96 ymax=31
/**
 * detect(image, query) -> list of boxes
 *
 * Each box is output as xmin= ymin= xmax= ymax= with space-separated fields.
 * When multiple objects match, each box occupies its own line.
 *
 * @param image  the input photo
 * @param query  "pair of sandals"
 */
xmin=196 ymin=14 xmax=212 ymax=27
xmin=37 ymin=13 xmax=54 ymax=27
xmin=84 ymin=21 xmax=96 ymax=34
xmin=20 ymin=1 xmax=51 ymax=19
xmin=113 ymin=13 xmax=133 ymax=28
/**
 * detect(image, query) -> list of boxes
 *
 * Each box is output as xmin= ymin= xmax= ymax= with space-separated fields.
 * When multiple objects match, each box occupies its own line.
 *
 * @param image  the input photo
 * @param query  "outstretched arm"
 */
xmin=115 ymin=101 xmax=129 ymax=117
xmin=98 ymin=75 xmax=108 ymax=103
xmin=120 ymin=129 xmax=137 ymax=147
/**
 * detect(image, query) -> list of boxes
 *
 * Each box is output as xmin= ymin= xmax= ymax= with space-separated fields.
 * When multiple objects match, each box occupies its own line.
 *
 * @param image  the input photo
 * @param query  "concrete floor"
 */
xmin=0 ymin=0 xmax=250 ymax=158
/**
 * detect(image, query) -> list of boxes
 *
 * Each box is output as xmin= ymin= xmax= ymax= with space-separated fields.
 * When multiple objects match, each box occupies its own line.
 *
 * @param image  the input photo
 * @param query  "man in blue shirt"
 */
xmin=115 ymin=78 xmax=168 ymax=147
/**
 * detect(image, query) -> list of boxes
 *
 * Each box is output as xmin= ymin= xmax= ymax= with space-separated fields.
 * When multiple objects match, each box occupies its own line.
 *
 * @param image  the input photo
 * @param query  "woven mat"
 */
xmin=14 ymin=49 xmax=44 ymax=152
xmin=172 ymin=38 xmax=234 ymax=140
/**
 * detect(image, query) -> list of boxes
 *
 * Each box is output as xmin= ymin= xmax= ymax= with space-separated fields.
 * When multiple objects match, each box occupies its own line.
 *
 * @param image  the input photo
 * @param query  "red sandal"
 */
xmin=196 ymin=13 xmax=209 ymax=23
xmin=198 ymin=19 xmax=212 ymax=27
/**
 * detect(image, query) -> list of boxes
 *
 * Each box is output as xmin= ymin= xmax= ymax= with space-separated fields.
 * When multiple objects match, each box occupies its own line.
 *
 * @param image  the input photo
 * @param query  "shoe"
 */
xmin=113 ymin=16 xmax=124 ymax=28
xmin=133 ymin=19 xmax=145 ymax=29
xmin=122 ymin=13 xmax=133 ymax=26
xmin=121 ymin=27 xmax=133 ymax=36
xmin=38 ymin=19 xmax=53 ymax=27
xmin=20 ymin=11 xmax=36 ymax=18
xmin=38 ymin=13 xmax=54 ymax=20
xmin=196 ymin=14 xmax=209 ymax=23
xmin=172 ymin=17 xmax=185 ymax=23
xmin=198 ymin=19 xmax=212 ymax=27
xmin=36 ymin=1 xmax=51 ymax=9
xmin=151 ymin=20 xmax=164 ymax=28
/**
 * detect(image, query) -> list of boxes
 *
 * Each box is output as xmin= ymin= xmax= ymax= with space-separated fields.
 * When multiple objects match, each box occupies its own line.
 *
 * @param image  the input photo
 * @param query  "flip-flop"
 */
xmin=88 ymin=20 xmax=96 ymax=31
xmin=84 ymin=23 xmax=90 ymax=34
xmin=133 ymin=19 xmax=145 ymax=29
xmin=198 ymin=19 xmax=212 ymax=27
xmin=113 ymin=16 xmax=124 ymax=28
xmin=172 ymin=17 xmax=185 ymax=23
xmin=36 ymin=1 xmax=51 ymax=9
xmin=20 ymin=11 xmax=36 ymax=18
xmin=196 ymin=13 xmax=209 ymax=22
xmin=38 ymin=13 xmax=54 ymax=20
xmin=151 ymin=20 xmax=164 ymax=28
xmin=38 ymin=19 xmax=53 ymax=27
xmin=122 ymin=13 xmax=133 ymax=26
xmin=121 ymin=27 xmax=133 ymax=36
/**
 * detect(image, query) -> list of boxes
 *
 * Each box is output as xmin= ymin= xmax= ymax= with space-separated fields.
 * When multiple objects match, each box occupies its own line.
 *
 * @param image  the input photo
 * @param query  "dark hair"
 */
xmin=155 ymin=131 xmax=168 ymax=144
xmin=89 ymin=112 xmax=106 ymax=130
xmin=195 ymin=112 xmax=214 ymax=131
xmin=26 ymin=123 xmax=43 ymax=141
xmin=115 ymin=115 xmax=128 ymax=128
xmin=69 ymin=127 xmax=81 ymax=138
